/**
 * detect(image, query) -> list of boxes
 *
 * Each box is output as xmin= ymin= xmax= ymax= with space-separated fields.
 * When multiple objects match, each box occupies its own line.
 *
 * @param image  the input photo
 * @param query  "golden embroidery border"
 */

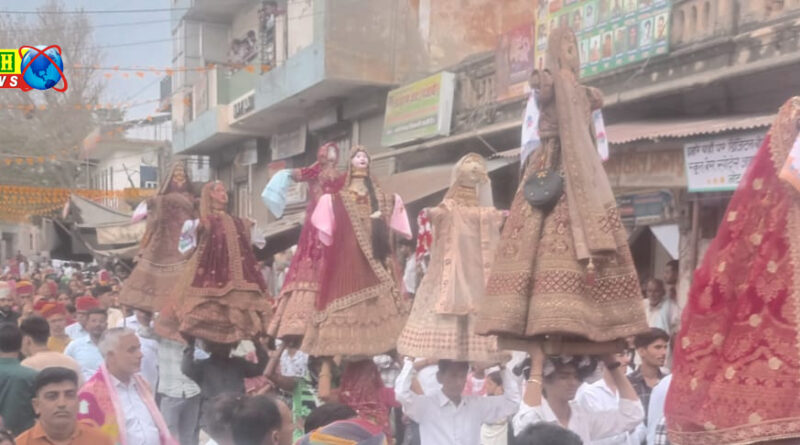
xmin=311 ymin=188 xmax=399 ymax=321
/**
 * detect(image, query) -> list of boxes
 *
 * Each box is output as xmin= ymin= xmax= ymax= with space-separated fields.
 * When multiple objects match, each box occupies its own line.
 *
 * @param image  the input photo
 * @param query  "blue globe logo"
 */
xmin=21 ymin=45 xmax=64 ymax=91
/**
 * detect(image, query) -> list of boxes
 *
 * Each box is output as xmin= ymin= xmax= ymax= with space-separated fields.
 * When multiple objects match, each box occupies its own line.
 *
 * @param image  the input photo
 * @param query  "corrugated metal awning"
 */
xmin=607 ymin=113 xmax=775 ymax=144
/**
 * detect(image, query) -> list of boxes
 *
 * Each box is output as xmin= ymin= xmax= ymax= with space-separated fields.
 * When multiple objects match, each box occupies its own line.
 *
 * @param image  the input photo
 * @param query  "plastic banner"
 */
xmin=261 ymin=169 xmax=294 ymax=218
xmin=521 ymin=90 xmax=541 ymax=169
xmin=593 ymin=109 xmax=610 ymax=162
xmin=178 ymin=219 xmax=200 ymax=254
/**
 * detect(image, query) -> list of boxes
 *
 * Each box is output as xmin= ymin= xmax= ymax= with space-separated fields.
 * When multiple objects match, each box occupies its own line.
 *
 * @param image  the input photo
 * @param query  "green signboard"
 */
xmin=381 ymin=72 xmax=456 ymax=147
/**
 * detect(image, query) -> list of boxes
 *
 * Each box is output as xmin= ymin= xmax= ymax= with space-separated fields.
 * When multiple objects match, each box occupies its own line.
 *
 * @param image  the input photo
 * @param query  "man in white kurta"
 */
xmin=396 ymin=358 xmax=520 ymax=445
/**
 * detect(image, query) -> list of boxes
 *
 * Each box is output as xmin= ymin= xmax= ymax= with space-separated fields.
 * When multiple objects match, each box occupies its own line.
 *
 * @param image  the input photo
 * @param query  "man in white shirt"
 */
xmin=77 ymin=327 xmax=174 ymax=445
xmin=65 ymin=296 xmax=99 ymax=340
xmin=576 ymin=352 xmax=646 ymax=445
xmin=644 ymin=279 xmax=680 ymax=337
xmin=396 ymin=358 xmax=520 ymax=445
xmin=279 ymin=337 xmax=308 ymax=378
xmin=119 ymin=309 xmax=159 ymax=391
xmin=514 ymin=342 xmax=644 ymax=444
xmin=414 ymin=357 xmax=442 ymax=395
xmin=64 ymin=308 xmax=107 ymax=381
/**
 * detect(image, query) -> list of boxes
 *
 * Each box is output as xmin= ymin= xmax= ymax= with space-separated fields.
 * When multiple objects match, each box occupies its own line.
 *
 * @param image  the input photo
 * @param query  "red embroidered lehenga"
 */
xmin=300 ymin=145 xmax=411 ymax=357
xmin=666 ymin=97 xmax=800 ymax=445
xmin=119 ymin=162 xmax=196 ymax=312
xmin=165 ymin=181 xmax=272 ymax=344
xmin=268 ymin=143 xmax=345 ymax=339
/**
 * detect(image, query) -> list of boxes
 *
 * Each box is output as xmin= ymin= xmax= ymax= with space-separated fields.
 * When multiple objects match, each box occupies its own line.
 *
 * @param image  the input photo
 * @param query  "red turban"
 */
xmin=75 ymin=296 xmax=100 ymax=312
xmin=34 ymin=301 xmax=66 ymax=319
xmin=16 ymin=280 xmax=33 ymax=297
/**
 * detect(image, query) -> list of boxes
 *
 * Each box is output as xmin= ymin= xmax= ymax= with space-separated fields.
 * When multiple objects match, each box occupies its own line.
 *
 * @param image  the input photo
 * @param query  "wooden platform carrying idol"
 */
xmin=474 ymin=26 xmax=649 ymax=356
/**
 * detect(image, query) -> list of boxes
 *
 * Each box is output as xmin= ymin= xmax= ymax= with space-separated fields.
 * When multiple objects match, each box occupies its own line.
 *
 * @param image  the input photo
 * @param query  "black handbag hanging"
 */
xmin=523 ymin=144 xmax=563 ymax=209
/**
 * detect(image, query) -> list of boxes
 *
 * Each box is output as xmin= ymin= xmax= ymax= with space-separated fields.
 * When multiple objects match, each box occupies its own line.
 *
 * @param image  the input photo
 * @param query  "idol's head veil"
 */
xmin=447 ymin=153 xmax=494 ymax=207
xmin=159 ymin=160 xmax=193 ymax=196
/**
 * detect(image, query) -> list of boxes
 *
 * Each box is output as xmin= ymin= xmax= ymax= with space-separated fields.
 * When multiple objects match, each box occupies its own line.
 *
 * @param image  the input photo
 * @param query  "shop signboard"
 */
xmin=271 ymin=125 xmax=307 ymax=161
xmin=535 ymin=0 xmax=670 ymax=77
xmin=381 ymin=72 xmax=456 ymax=147
xmin=616 ymin=189 xmax=676 ymax=227
xmin=495 ymin=22 xmax=536 ymax=100
xmin=231 ymin=91 xmax=256 ymax=122
xmin=684 ymin=131 xmax=766 ymax=192
xmin=604 ymin=148 xmax=685 ymax=189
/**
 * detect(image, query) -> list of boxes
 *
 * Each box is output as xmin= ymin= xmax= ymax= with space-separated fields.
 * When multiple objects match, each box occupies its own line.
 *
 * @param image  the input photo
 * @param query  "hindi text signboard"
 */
xmin=684 ymin=131 xmax=765 ymax=192
xmin=381 ymin=72 xmax=456 ymax=147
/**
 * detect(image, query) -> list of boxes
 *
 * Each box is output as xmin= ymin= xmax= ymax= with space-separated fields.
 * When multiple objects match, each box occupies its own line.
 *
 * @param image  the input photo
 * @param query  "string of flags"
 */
xmin=0 ymin=185 xmax=157 ymax=222
xmin=0 ymin=155 xmax=59 ymax=167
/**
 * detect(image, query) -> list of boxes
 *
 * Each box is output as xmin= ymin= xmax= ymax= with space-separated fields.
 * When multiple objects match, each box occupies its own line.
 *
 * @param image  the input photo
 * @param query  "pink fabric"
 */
xmin=314 ymin=193 xmax=411 ymax=246
xmin=462 ymin=372 xmax=488 ymax=396
xmin=390 ymin=194 xmax=412 ymax=240
xmin=311 ymin=194 xmax=336 ymax=247
xmin=78 ymin=364 xmax=176 ymax=445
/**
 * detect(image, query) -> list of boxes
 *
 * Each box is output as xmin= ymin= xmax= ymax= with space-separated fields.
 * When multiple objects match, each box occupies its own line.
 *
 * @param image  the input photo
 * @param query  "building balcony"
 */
xmin=173 ymin=0 xmax=426 ymax=155
xmin=173 ymin=104 xmax=256 ymax=154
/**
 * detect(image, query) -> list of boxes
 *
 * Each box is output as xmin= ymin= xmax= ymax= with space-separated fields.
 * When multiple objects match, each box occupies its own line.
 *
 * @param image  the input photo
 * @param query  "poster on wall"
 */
xmin=495 ymin=23 xmax=536 ymax=100
xmin=535 ymin=0 xmax=670 ymax=77
xmin=228 ymin=29 xmax=258 ymax=73
xmin=683 ymin=131 xmax=766 ymax=192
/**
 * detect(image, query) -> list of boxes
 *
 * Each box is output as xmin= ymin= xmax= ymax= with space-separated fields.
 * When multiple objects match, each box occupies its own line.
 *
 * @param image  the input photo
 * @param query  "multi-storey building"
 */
xmin=170 ymin=0 xmax=800 ymax=302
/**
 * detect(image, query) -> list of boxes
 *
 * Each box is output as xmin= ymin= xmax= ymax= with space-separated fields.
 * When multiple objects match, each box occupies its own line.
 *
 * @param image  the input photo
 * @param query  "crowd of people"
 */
xmin=0 ymin=253 xmax=683 ymax=445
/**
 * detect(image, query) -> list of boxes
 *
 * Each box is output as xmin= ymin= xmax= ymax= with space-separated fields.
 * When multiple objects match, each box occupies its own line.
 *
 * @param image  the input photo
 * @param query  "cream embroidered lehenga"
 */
xmin=398 ymin=153 xmax=505 ymax=361
xmin=475 ymin=26 xmax=648 ymax=342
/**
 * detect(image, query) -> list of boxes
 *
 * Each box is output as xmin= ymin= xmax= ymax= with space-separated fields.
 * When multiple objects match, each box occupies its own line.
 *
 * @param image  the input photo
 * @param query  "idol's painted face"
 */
xmin=327 ymin=147 xmax=338 ymax=162
xmin=351 ymin=151 xmax=369 ymax=169
xmin=211 ymin=183 xmax=228 ymax=205
xmin=456 ymin=156 xmax=487 ymax=188
xmin=171 ymin=165 xmax=187 ymax=187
